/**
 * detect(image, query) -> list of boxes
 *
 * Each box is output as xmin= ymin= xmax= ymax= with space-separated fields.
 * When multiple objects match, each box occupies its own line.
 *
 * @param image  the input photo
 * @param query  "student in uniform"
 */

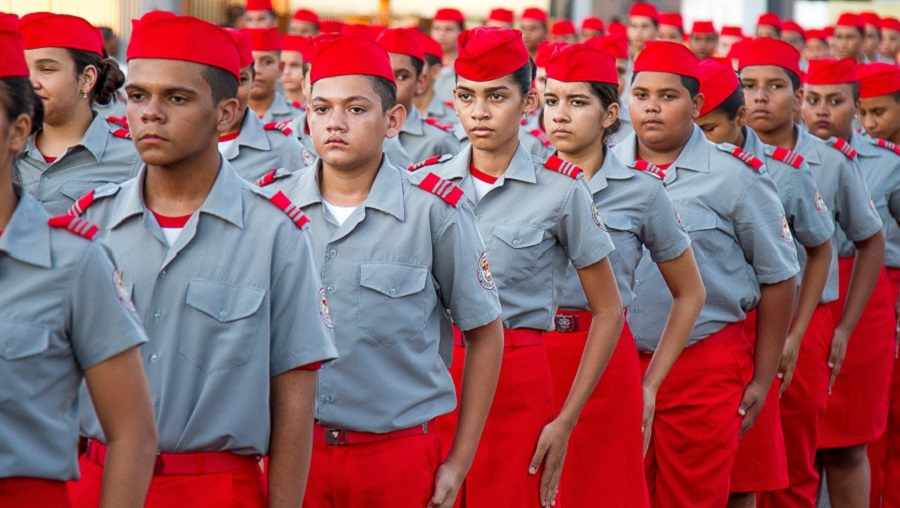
xmin=415 ymin=33 xmax=462 ymax=129
xmin=541 ymin=43 xmax=705 ymax=508
xmin=627 ymin=2 xmax=659 ymax=60
xmin=258 ymin=34 xmax=504 ymax=508
xmin=520 ymin=8 xmax=549 ymax=60
xmin=485 ymin=8 xmax=514 ymax=29
xmin=657 ymin=13 xmax=685 ymax=43
xmin=695 ymin=55 xmax=836 ymax=508
xmin=15 ymin=13 xmax=139 ymax=216
xmin=376 ymin=28 xmax=461 ymax=164
xmin=244 ymin=28 xmax=305 ymax=123
xmin=429 ymin=27 xmax=624 ymax=508
xmin=611 ymin=41 xmax=801 ymax=508
xmin=737 ymin=44 xmax=886 ymax=508
xmin=801 ymin=58 xmax=896 ymax=507
xmin=0 ymin=17 xmax=157 ymax=507
xmin=580 ymin=16 xmax=604 ymax=41
xmin=288 ymin=9 xmax=319 ymax=37
xmin=431 ymin=8 xmax=465 ymax=103
xmin=834 ymin=14 xmax=866 ymax=62
xmin=66 ymin=13 xmax=337 ymax=507
xmin=688 ymin=21 xmax=718 ymax=60
xmin=281 ymin=34 xmax=309 ymax=109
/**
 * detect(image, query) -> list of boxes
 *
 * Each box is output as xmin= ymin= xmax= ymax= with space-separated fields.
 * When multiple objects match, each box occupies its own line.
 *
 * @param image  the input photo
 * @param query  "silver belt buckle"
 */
xmin=555 ymin=314 xmax=576 ymax=333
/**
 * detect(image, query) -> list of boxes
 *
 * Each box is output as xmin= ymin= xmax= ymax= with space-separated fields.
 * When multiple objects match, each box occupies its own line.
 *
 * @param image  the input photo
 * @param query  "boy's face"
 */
xmin=125 ymin=59 xmax=237 ymax=167
xmin=859 ymin=95 xmax=900 ymax=142
xmin=243 ymin=10 xmax=276 ymax=29
xmin=288 ymin=20 xmax=318 ymax=37
xmin=804 ymin=39 xmax=831 ymax=61
xmin=801 ymin=83 xmax=858 ymax=140
xmin=280 ymin=50 xmax=305 ymax=94
xmin=388 ymin=53 xmax=424 ymax=112
xmin=657 ymin=25 xmax=682 ymax=43
xmin=689 ymin=33 xmax=718 ymax=60
xmin=628 ymin=17 xmax=657 ymax=52
xmin=521 ymin=20 xmax=547 ymax=52
xmin=740 ymin=65 xmax=801 ymax=135
xmin=250 ymin=50 xmax=281 ymax=101
xmin=757 ymin=25 xmax=778 ymax=39
xmin=431 ymin=21 xmax=462 ymax=53
xmin=308 ymin=74 xmax=404 ymax=171
xmin=629 ymin=71 xmax=702 ymax=152
xmin=834 ymin=26 xmax=864 ymax=60
xmin=881 ymin=29 xmax=900 ymax=60
xmin=237 ymin=64 xmax=254 ymax=113
xmin=864 ymin=24 xmax=881 ymax=56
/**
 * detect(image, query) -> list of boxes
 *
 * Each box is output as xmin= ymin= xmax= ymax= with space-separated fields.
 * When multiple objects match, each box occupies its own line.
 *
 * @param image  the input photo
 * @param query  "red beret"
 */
xmin=19 ymin=12 xmax=104 ymax=56
xmin=310 ymin=35 xmax=394 ymax=85
xmin=488 ymin=9 xmax=514 ymax=24
xmin=858 ymin=62 xmax=900 ymax=98
xmin=633 ymin=41 xmax=699 ymax=79
xmin=546 ymin=43 xmax=617 ymax=85
xmin=698 ymin=59 xmax=738 ymax=116
xmin=434 ymin=8 xmax=465 ymax=24
xmin=727 ymin=39 xmax=746 ymax=60
xmin=757 ymin=13 xmax=782 ymax=29
xmin=292 ymin=9 xmax=319 ymax=24
xmin=319 ymin=20 xmax=343 ymax=33
xmin=608 ymin=21 xmax=627 ymax=36
xmin=781 ymin=20 xmax=804 ymax=35
xmin=824 ymin=26 xmax=835 ymax=37
xmin=340 ymin=24 xmax=377 ymax=40
xmin=805 ymin=29 xmax=827 ymax=41
xmin=128 ymin=13 xmax=241 ymax=80
xmin=629 ymin=3 xmax=659 ymax=22
xmin=836 ymin=13 xmax=865 ymax=31
xmin=551 ymin=20 xmax=576 ymax=36
xmin=0 ymin=13 xmax=28 ymax=78
xmin=659 ymin=12 xmax=683 ymax=30
xmin=720 ymin=26 xmax=743 ymax=37
xmin=737 ymin=37 xmax=801 ymax=75
xmin=281 ymin=34 xmax=308 ymax=54
xmin=243 ymin=27 xmax=281 ymax=51
xmin=585 ymin=34 xmax=628 ymax=59
xmin=455 ymin=26 xmax=529 ymax=81
xmin=225 ymin=28 xmax=254 ymax=68
xmin=245 ymin=0 xmax=273 ymax=11
xmin=806 ymin=58 xmax=858 ymax=85
xmin=522 ymin=8 xmax=548 ymax=24
xmin=883 ymin=17 xmax=900 ymax=32
xmin=377 ymin=27 xmax=425 ymax=62
xmin=861 ymin=12 xmax=882 ymax=29
xmin=581 ymin=16 xmax=604 ymax=33
xmin=691 ymin=21 xmax=716 ymax=35
xmin=418 ymin=32 xmax=443 ymax=60
xmin=535 ymin=42 xmax=567 ymax=68
xmin=304 ymin=33 xmax=340 ymax=64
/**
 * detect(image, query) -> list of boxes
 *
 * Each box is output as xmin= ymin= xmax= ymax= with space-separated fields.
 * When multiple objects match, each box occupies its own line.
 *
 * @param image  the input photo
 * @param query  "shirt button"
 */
xmin=635 ymin=279 xmax=641 ymax=285
xmin=686 ymin=226 xmax=693 ymax=231
xmin=329 ymin=249 xmax=337 ymax=258
xmin=326 ymin=285 xmax=334 ymax=294
xmin=389 ymin=287 xmax=397 ymax=295
xmin=323 ymin=395 xmax=332 ymax=403
xmin=160 ymin=270 xmax=167 ymax=277
xmin=512 ymin=239 xmax=520 ymax=246
xmin=149 ymin=353 xmax=159 ymax=363
xmin=154 ymin=310 xmax=162 ymax=320
xmin=219 ymin=310 xmax=228 ymax=319
xmin=4 ymin=345 xmax=14 ymax=355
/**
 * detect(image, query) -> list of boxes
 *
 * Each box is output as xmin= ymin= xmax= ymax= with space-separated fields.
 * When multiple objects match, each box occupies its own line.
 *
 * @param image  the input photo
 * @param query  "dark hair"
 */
xmin=0 ymin=77 xmax=44 ymax=134
xmin=67 ymin=49 xmax=125 ymax=106
xmin=850 ymin=82 xmax=860 ymax=102
xmin=891 ymin=91 xmax=900 ymax=102
xmin=509 ymin=58 xmax=537 ymax=95
xmin=201 ymin=65 xmax=240 ymax=104
xmin=408 ymin=55 xmax=425 ymax=77
xmin=784 ymin=69 xmax=802 ymax=91
xmin=710 ymin=86 xmax=745 ymax=119
xmin=423 ymin=54 xmax=441 ymax=67
xmin=587 ymin=81 xmax=622 ymax=145
xmin=98 ymin=26 xmax=115 ymax=43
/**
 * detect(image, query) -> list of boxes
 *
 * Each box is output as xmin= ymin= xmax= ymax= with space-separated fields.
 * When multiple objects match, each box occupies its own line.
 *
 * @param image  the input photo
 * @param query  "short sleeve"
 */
xmin=639 ymin=183 xmax=691 ymax=263
xmin=556 ymin=178 xmax=616 ymax=270
xmin=784 ymin=161 xmax=835 ymax=247
xmin=836 ymin=159 xmax=884 ymax=242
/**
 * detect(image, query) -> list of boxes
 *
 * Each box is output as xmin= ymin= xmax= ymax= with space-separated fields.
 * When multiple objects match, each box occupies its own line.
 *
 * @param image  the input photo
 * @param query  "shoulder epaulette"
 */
xmin=417 ymin=172 xmax=464 ymax=206
xmin=268 ymin=191 xmax=310 ymax=228
xmin=254 ymin=168 xmax=293 ymax=188
xmin=408 ymin=154 xmax=453 ymax=172
xmin=529 ymin=129 xmax=552 ymax=148
xmin=263 ymin=120 xmax=294 ymax=136
xmin=770 ymin=147 xmax=804 ymax=169
xmin=633 ymin=160 xmax=665 ymax=180
xmin=828 ymin=137 xmax=857 ymax=159
xmin=855 ymin=127 xmax=863 ymax=134
xmin=111 ymin=128 xmax=131 ymax=139
xmin=724 ymin=145 xmax=764 ymax=172
xmin=66 ymin=183 xmax=120 ymax=217
xmin=543 ymin=155 xmax=583 ymax=179
xmin=443 ymin=100 xmax=454 ymax=109
xmin=106 ymin=115 xmax=128 ymax=128
xmin=290 ymin=100 xmax=305 ymax=109
xmin=873 ymin=138 xmax=900 ymax=156
xmin=48 ymin=214 xmax=99 ymax=240
xmin=423 ymin=117 xmax=454 ymax=132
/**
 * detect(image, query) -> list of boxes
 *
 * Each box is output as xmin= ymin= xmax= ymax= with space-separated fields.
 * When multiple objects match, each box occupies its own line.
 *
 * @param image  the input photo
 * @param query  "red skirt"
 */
xmin=543 ymin=312 xmax=650 ymax=508
xmin=820 ymin=258 xmax=894 ymax=448
xmin=0 ymin=478 xmax=69 ymax=508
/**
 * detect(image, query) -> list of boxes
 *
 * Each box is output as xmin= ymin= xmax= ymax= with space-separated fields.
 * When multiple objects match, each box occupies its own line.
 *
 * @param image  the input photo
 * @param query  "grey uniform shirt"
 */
xmin=791 ymin=125 xmax=884 ymax=302
xmin=276 ymin=157 xmax=500 ymax=433
xmin=220 ymin=110 xmax=306 ymax=182
xmin=613 ymin=126 xmax=801 ymax=349
xmin=558 ymin=151 xmax=691 ymax=310
xmin=78 ymin=161 xmax=337 ymax=455
xmin=432 ymin=144 xmax=616 ymax=330
xmin=259 ymin=91 xmax=305 ymax=124
xmin=0 ymin=189 xmax=146 ymax=480
xmin=836 ymin=133 xmax=900 ymax=267
xmin=15 ymin=113 xmax=141 ymax=216
xmin=399 ymin=107 xmax=462 ymax=164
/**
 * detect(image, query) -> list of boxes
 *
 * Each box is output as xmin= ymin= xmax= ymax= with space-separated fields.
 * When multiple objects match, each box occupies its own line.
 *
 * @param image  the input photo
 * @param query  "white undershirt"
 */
xmin=323 ymin=200 xmax=358 ymax=226
xmin=218 ymin=138 xmax=237 ymax=155
xmin=161 ymin=227 xmax=183 ymax=246
xmin=471 ymin=178 xmax=497 ymax=202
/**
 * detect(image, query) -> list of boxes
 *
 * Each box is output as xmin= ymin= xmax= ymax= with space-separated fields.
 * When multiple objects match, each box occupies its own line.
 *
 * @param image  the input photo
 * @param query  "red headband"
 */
xmin=757 ymin=13 xmax=782 ymax=29
xmin=836 ymin=13 xmax=865 ymax=31
xmin=535 ymin=42 xmax=568 ymax=68
xmin=434 ymin=8 xmax=464 ymax=24
xmin=581 ymin=16 xmax=604 ymax=32
xmin=225 ymin=28 xmax=254 ymax=68
xmin=720 ymin=26 xmax=743 ymax=37
xmin=585 ymin=34 xmax=628 ymax=59
xmin=488 ymin=9 xmax=514 ymax=24
xmin=781 ymin=20 xmax=805 ymax=35
xmin=292 ymin=9 xmax=319 ymax=24
xmin=691 ymin=21 xmax=716 ymax=35
xmin=522 ymin=8 xmax=548 ymax=23
xmin=245 ymin=0 xmax=273 ymax=11
xmin=659 ymin=13 xmax=683 ymax=30
xmin=551 ymin=20 xmax=576 ymax=36
xmin=281 ymin=34 xmax=308 ymax=54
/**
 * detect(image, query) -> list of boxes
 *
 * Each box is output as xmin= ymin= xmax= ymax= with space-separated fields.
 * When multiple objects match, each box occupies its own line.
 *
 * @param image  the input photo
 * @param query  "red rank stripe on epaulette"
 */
xmin=418 ymin=172 xmax=463 ymax=206
xmin=877 ymin=138 xmax=900 ymax=156
xmin=48 ymin=214 xmax=99 ymax=240
xmin=424 ymin=117 xmax=453 ymax=131
xmin=290 ymin=100 xmax=305 ymax=109
xmin=107 ymin=115 xmax=128 ymax=128
xmin=263 ymin=120 xmax=294 ymax=136
xmin=269 ymin=191 xmax=310 ymax=228
xmin=543 ymin=155 xmax=583 ymax=178
xmin=730 ymin=146 xmax=763 ymax=171
xmin=254 ymin=169 xmax=280 ymax=187
xmin=830 ymin=137 xmax=857 ymax=159
xmin=771 ymin=147 xmax=803 ymax=169
xmin=408 ymin=154 xmax=452 ymax=172
xmin=443 ymin=100 xmax=454 ymax=109
xmin=112 ymin=129 xmax=131 ymax=139
xmin=67 ymin=189 xmax=95 ymax=217
xmin=530 ymin=129 xmax=552 ymax=147
xmin=634 ymin=160 xmax=665 ymax=179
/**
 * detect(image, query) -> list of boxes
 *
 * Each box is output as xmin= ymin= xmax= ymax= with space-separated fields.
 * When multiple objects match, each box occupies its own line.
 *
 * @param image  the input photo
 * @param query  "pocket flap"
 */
xmin=0 ymin=320 xmax=50 ymax=360
xmin=602 ymin=213 xmax=632 ymax=231
xmin=360 ymin=263 xmax=428 ymax=298
xmin=492 ymin=223 xmax=545 ymax=248
xmin=186 ymin=279 xmax=266 ymax=322
xmin=59 ymin=181 xmax=103 ymax=200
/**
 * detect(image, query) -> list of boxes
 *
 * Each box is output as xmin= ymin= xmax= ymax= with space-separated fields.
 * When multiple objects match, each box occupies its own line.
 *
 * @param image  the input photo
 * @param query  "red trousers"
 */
xmin=436 ymin=339 xmax=554 ymax=508
xmin=69 ymin=454 xmax=265 ymax=507
xmin=640 ymin=322 xmax=752 ymax=508
xmin=730 ymin=309 xmax=789 ymax=493
xmin=758 ymin=304 xmax=835 ymax=508
xmin=543 ymin=318 xmax=650 ymax=508
xmin=303 ymin=431 xmax=441 ymax=508
xmin=869 ymin=267 xmax=900 ymax=508
xmin=0 ymin=478 xmax=69 ymax=508
xmin=821 ymin=259 xmax=894 ymax=448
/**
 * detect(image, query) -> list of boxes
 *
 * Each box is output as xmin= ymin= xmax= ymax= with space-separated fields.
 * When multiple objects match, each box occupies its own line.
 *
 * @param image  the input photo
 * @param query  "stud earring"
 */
xmin=82 ymin=91 xmax=88 ymax=99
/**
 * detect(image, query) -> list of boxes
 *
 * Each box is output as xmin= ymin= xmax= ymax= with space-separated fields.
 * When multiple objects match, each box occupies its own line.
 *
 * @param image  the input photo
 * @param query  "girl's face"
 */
xmin=544 ymin=78 xmax=617 ymax=158
xmin=454 ymin=74 xmax=537 ymax=152
xmin=25 ymin=47 xmax=95 ymax=125
xmin=801 ymin=83 xmax=859 ymax=141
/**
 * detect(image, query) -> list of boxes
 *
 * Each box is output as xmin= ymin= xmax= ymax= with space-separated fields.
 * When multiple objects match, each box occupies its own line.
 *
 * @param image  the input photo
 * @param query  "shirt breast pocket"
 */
xmin=0 ymin=320 xmax=52 ymax=404
xmin=59 ymin=181 xmax=104 ymax=202
xmin=602 ymin=213 xmax=632 ymax=265
xmin=182 ymin=279 xmax=266 ymax=373
xmin=491 ymin=223 xmax=547 ymax=288
xmin=356 ymin=263 xmax=433 ymax=346
xmin=675 ymin=206 xmax=719 ymax=260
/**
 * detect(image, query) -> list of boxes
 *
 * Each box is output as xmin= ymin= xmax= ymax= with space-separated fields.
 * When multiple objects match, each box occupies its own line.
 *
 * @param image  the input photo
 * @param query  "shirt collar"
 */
xmin=794 ymin=124 xmax=822 ymax=165
xmin=669 ymin=125 xmax=711 ymax=174
xmin=850 ymin=130 xmax=881 ymax=157
xmin=226 ymin=111 xmax=270 ymax=158
xmin=293 ymin=157 xmax=405 ymax=221
xmin=590 ymin=150 xmax=633 ymax=193
xmin=446 ymin=142 xmax=537 ymax=184
xmin=23 ymin=113 xmax=109 ymax=163
xmin=0 ymin=187 xmax=52 ymax=268
xmin=267 ymin=92 xmax=292 ymax=117
xmin=401 ymin=106 xmax=425 ymax=136
xmin=427 ymin=93 xmax=448 ymax=116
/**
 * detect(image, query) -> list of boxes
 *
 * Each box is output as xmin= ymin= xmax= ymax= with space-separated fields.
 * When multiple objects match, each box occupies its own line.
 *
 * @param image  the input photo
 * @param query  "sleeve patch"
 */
xmin=263 ymin=120 xmax=294 ymax=136
xmin=477 ymin=251 xmax=495 ymax=290
xmin=829 ymin=137 xmax=857 ymax=159
xmin=770 ymin=147 xmax=804 ymax=169
xmin=111 ymin=128 xmax=132 ymax=139
xmin=408 ymin=154 xmax=453 ymax=172
xmin=113 ymin=269 xmax=137 ymax=313
xmin=543 ymin=155 xmax=583 ymax=179
xmin=48 ymin=214 xmax=100 ymax=240
xmin=633 ymin=160 xmax=665 ymax=180
xmin=727 ymin=146 xmax=764 ymax=171
xmin=417 ymin=172 xmax=464 ymax=206
xmin=814 ymin=189 xmax=829 ymax=214
xmin=780 ymin=215 xmax=794 ymax=244
xmin=268 ymin=191 xmax=311 ymax=228
xmin=424 ymin=117 xmax=454 ymax=132
xmin=592 ymin=204 xmax=607 ymax=231
xmin=318 ymin=288 xmax=333 ymax=329
xmin=875 ymin=138 xmax=900 ymax=156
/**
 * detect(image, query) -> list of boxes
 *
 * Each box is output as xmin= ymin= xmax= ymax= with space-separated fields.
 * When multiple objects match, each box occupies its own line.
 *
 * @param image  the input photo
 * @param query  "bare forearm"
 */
xmin=268 ymin=370 xmax=317 ymax=508
xmin=789 ymin=240 xmax=832 ymax=340
xmin=838 ymin=231 xmax=886 ymax=334
xmin=99 ymin=435 xmax=157 ymax=508
xmin=753 ymin=278 xmax=797 ymax=388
